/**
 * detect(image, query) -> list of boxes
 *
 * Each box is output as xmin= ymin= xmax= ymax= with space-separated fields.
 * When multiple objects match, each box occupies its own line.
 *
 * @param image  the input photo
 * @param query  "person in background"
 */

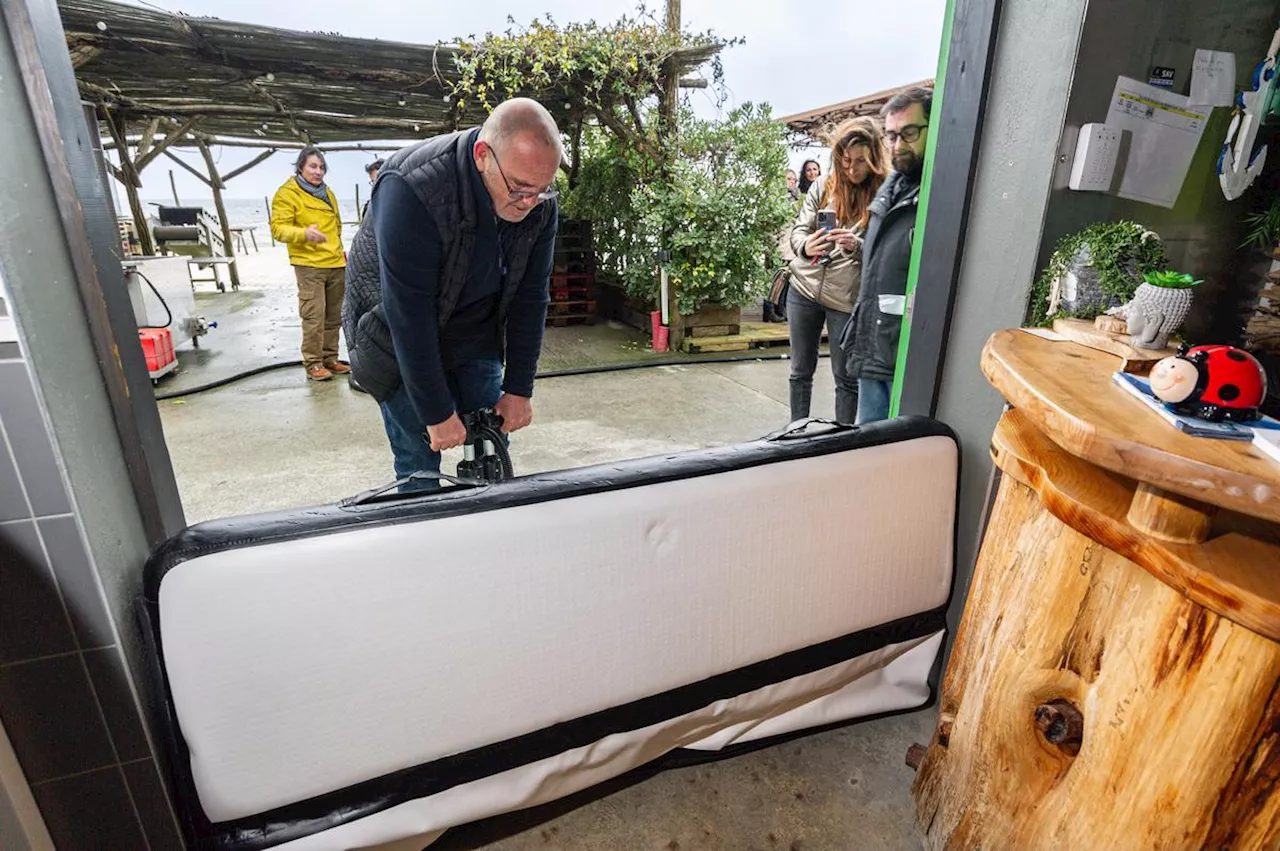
xmin=361 ymin=159 xmax=385 ymax=220
xmin=785 ymin=169 xmax=801 ymax=203
xmin=764 ymin=168 xmax=805 ymax=323
xmin=345 ymin=98 xmax=561 ymax=489
xmin=798 ymin=158 xmax=822 ymax=195
xmin=786 ymin=117 xmax=888 ymax=424
xmin=270 ymin=146 xmax=348 ymax=382
xmin=841 ymin=86 xmax=931 ymax=424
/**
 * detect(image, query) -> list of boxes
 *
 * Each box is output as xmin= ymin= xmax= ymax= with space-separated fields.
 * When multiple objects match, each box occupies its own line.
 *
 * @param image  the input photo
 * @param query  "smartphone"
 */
xmin=817 ymin=210 xmax=838 ymax=231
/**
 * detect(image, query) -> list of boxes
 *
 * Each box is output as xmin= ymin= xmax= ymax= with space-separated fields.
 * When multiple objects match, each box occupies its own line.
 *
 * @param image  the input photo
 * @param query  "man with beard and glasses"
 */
xmin=839 ymin=86 xmax=931 ymax=424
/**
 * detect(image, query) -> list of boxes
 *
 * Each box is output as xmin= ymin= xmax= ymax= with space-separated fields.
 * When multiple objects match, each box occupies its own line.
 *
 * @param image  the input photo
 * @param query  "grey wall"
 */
xmin=933 ymin=0 xmax=1090 ymax=639
xmin=0 ymin=299 xmax=183 ymax=850
xmin=1038 ymin=0 xmax=1280 ymax=342
xmin=0 ymin=0 xmax=185 ymax=847
xmin=0 ymin=718 xmax=55 ymax=851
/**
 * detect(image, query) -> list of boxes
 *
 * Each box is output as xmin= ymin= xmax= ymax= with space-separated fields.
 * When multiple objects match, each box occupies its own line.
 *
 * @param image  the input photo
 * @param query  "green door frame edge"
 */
xmin=890 ymin=0 xmax=1004 ymax=418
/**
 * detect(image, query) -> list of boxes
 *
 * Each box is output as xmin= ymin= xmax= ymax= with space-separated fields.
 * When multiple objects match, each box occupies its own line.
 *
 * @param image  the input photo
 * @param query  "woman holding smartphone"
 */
xmin=786 ymin=117 xmax=888 ymax=424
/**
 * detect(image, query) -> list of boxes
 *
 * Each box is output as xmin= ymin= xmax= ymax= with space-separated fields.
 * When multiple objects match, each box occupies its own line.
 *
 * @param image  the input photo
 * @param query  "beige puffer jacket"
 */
xmin=787 ymin=176 xmax=863 ymax=313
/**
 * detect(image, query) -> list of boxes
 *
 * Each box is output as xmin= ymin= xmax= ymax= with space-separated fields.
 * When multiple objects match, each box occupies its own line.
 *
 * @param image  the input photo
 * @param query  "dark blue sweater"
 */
xmin=373 ymin=138 xmax=555 ymax=426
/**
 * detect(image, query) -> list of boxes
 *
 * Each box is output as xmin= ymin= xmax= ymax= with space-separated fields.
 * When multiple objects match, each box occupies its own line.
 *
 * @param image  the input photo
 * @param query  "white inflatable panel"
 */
xmin=147 ymin=421 xmax=958 ymax=848
xmin=160 ymin=435 xmax=954 ymax=824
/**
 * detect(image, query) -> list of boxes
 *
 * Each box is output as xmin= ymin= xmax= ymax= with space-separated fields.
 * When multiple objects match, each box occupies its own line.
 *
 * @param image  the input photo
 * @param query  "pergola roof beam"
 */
xmin=61 ymin=0 xmax=721 ymax=146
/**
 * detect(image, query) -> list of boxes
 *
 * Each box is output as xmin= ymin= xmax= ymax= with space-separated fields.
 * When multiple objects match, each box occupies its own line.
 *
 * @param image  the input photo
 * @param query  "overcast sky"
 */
xmin=114 ymin=0 xmax=945 ymax=203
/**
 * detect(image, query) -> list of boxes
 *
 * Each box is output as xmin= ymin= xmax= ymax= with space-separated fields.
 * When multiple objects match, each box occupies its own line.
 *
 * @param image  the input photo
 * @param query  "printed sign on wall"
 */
xmin=1149 ymin=67 xmax=1176 ymax=89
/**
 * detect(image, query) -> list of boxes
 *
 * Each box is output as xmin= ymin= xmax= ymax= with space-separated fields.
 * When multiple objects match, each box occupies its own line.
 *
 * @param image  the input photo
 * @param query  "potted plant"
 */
xmin=1029 ymin=221 xmax=1170 ymax=326
xmin=1114 ymin=270 xmax=1202 ymax=349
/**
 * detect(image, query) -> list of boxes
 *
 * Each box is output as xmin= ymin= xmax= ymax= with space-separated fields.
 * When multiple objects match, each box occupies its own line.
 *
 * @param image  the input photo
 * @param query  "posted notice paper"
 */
xmin=1106 ymin=76 xmax=1210 ymax=208
xmin=1189 ymin=49 xmax=1236 ymax=107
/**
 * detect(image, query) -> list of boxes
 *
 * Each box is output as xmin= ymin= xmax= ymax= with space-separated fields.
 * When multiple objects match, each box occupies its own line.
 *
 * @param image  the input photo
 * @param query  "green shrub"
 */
xmin=562 ymin=103 xmax=794 ymax=313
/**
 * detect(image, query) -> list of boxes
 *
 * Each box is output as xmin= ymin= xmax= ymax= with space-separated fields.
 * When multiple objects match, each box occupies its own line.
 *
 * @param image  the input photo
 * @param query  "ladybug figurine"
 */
xmin=1148 ymin=344 xmax=1268 ymax=422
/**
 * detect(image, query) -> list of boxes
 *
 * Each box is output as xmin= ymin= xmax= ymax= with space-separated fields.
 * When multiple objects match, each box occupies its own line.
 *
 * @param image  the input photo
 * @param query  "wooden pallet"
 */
xmin=550 ymin=272 xmax=596 ymax=287
xmin=548 ymin=299 xmax=596 ymax=316
xmin=546 ymin=315 xmax=597 ymax=327
xmin=550 ymin=285 xmax=594 ymax=302
xmin=680 ymin=321 xmax=820 ymax=354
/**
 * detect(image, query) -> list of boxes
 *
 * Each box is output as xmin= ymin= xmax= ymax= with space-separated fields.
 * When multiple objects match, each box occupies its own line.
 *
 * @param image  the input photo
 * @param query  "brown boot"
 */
xmin=324 ymin=360 xmax=351 ymax=375
xmin=306 ymin=365 xmax=333 ymax=381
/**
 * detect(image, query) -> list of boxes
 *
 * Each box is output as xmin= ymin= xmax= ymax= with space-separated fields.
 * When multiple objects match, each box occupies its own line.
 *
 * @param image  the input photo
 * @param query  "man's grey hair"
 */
xmin=881 ymin=86 xmax=933 ymax=121
xmin=478 ymin=98 xmax=564 ymax=160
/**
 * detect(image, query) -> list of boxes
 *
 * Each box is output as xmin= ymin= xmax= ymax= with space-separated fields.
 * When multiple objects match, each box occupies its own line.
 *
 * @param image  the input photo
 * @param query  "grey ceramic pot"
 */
xmin=1125 ymin=283 xmax=1194 ymax=349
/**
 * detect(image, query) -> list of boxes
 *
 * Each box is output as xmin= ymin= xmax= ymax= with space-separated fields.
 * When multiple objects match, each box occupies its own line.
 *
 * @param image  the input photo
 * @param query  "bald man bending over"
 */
xmin=346 ymin=98 xmax=562 ymax=489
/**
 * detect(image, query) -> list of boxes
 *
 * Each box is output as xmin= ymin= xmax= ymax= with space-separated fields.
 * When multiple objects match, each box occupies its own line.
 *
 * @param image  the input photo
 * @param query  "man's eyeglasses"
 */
xmin=885 ymin=124 xmax=928 ymax=145
xmin=485 ymin=144 xmax=558 ymax=203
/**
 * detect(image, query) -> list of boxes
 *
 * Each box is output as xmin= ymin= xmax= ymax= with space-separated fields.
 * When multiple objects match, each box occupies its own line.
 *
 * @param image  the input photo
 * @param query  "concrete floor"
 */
xmin=158 ymin=247 xmax=845 ymax=522
xmin=153 ymin=246 xmax=932 ymax=850
xmin=432 ymin=712 xmax=934 ymax=851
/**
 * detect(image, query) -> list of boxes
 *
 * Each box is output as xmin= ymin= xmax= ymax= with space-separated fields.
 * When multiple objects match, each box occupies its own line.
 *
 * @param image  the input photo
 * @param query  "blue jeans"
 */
xmin=379 ymin=358 xmax=503 ymax=491
xmin=855 ymin=378 xmax=893 ymax=425
xmin=786 ymin=289 xmax=858 ymax=423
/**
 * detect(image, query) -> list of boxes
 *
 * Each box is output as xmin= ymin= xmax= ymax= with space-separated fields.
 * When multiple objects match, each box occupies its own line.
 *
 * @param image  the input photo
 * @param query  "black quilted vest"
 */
xmin=342 ymin=129 xmax=556 ymax=401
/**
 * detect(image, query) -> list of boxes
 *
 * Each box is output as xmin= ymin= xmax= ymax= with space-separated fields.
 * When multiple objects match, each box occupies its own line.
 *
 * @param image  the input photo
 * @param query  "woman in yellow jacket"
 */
xmin=270 ymin=147 xmax=348 ymax=381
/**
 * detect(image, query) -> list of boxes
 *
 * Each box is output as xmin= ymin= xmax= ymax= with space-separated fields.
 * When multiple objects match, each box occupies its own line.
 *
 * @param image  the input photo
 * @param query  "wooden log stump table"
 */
xmin=912 ymin=328 xmax=1280 ymax=850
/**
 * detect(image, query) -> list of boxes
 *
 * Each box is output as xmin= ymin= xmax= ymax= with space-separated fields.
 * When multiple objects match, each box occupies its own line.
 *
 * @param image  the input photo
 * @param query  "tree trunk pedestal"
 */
xmin=912 ymin=329 xmax=1280 ymax=850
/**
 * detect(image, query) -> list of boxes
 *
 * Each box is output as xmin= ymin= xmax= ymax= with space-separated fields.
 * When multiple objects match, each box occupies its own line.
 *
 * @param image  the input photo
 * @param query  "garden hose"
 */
xmin=153 ymin=351 xmax=828 ymax=401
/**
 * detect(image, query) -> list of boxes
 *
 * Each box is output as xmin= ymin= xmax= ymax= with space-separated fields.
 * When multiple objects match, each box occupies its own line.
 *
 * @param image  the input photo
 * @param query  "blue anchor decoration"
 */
xmin=1219 ymin=27 xmax=1280 ymax=200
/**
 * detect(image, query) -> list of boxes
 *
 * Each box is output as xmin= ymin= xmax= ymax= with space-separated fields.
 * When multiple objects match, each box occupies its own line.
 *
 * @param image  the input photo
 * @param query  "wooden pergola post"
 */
xmin=195 ymin=137 xmax=240 ymax=291
xmin=660 ymin=0 xmax=683 ymax=341
xmin=101 ymin=109 xmax=156 ymax=256
xmin=661 ymin=0 xmax=681 ymax=136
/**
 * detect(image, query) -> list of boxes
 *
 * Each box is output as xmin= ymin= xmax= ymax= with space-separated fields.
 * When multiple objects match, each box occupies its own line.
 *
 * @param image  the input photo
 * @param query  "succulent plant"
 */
xmin=1141 ymin=270 xmax=1202 ymax=289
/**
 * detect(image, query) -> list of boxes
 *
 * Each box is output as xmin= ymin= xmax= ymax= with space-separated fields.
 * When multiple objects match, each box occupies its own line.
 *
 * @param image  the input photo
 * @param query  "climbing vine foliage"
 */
xmin=451 ymin=12 xmax=792 ymax=313
xmin=452 ymin=12 xmax=728 ymax=128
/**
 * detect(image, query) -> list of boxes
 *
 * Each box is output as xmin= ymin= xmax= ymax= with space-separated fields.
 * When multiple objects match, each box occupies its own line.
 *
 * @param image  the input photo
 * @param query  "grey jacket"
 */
xmin=341 ymin=130 xmax=554 ymax=401
xmin=787 ymin=177 xmax=863 ymax=314
xmin=840 ymin=171 xmax=921 ymax=382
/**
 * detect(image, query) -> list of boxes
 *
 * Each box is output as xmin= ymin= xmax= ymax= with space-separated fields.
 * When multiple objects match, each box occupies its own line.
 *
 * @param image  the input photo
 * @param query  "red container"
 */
xmin=138 ymin=328 xmax=175 ymax=373
xmin=650 ymin=310 xmax=669 ymax=353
